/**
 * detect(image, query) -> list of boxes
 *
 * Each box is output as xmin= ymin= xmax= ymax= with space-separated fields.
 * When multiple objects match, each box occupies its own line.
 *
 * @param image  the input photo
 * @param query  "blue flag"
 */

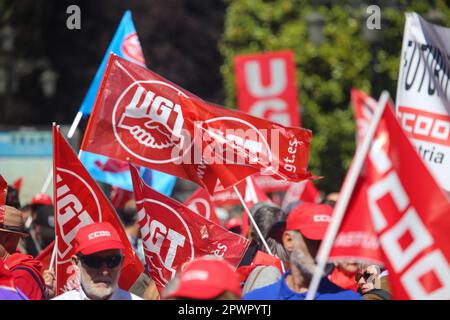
xmin=78 ymin=10 xmax=145 ymax=116
xmin=80 ymin=151 xmax=176 ymax=196
xmin=77 ymin=11 xmax=176 ymax=195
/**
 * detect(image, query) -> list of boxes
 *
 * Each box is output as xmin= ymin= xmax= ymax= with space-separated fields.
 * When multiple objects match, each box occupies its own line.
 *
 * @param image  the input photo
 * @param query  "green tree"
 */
xmin=220 ymin=0 xmax=450 ymax=193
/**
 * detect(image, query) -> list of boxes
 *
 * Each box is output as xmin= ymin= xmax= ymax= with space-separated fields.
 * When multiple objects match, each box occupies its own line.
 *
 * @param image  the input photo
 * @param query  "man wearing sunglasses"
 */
xmin=53 ymin=222 xmax=142 ymax=300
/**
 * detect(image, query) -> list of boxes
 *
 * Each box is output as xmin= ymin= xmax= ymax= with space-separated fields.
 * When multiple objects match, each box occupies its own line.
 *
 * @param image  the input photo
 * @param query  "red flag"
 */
xmin=81 ymin=54 xmax=312 ymax=194
xmin=130 ymin=163 xmax=250 ymax=290
xmin=36 ymin=241 xmax=55 ymax=275
xmin=351 ymin=88 xmax=377 ymax=146
xmin=180 ymin=94 xmax=312 ymax=191
xmin=281 ymin=180 xmax=321 ymax=211
xmin=253 ymin=174 xmax=291 ymax=193
xmin=110 ymin=186 xmax=133 ymax=209
xmin=240 ymin=176 xmax=271 ymax=237
xmin=330 ymin=105 xmax=450 ymax=299
xmin=234 ymin=51 xmax=301 ymax=127
xmin=212 ymin=181 xmax=241 ymax=206
xmin=12 ymin=177 xmax=23 ymax=194
xmin=184 ymin=188 xmax=220 ymax=225
xmin=0 ymin=175 xmax=7 ymax=225
xmin=52 ymin=125 xmax=144 ymax=295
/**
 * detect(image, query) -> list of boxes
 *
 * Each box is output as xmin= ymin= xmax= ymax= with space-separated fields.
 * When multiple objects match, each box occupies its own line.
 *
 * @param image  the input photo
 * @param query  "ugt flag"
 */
xmin=52 ymin=125 xmax=144 ymax=296
xmin=396 ymin=12 xmax=450 ymax=191
xmin=184 ymin=187 xmax=220 ymax=225
xmin=235 ymin=51 xmax=301 ymax=193
xmin=130 ymin=164 xmax=250 ymax=290
xmin=330 ymin=103 xmax=450 ymax=299
xmin=79 ymin=10 xmax=144 ymax=116
xmin=81 ymin=54 xmax=312 ymax=193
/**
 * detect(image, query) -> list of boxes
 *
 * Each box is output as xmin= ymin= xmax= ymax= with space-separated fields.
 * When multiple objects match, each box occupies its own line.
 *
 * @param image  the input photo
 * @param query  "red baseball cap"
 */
xmin=74 ymin=222 xmax=125 ymax=255
xmin=225 ymin=217 xmax=242 ymax=230
xmin=286 ymin=202 xmax=333 ymax=240
xmin=31 ymin=193 xmax=52 ymax=206
xmin=167 ymin=257 xmax=241 ymax=299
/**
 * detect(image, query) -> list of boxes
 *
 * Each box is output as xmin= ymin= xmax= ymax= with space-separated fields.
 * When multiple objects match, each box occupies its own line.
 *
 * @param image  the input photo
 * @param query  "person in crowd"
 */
xmin=0 ymin=259 xmax=28 ymax=300
xmin=324 ymin=192 xmax=339 ymax=208
xmin=327 ymin=261 xmax=360 ymax=292
xmin=164 ymin=256 xmax=241 ymax=300
xmin=357 ymin=264 xmax=391 ymax=300
xmin=53 ymin=222 xmax=142 ymax=300
xmin=243 ymin=202 xmax=362 ymax=300
xmin=31 ymin=204 xmax=55 ymax=252
xmin=117 ymin=206 xmax=145 ymax=266
xmin=1 ymin=205 xmax=48 ymax=299
xmin=6 ymin=186 xmax=21 ymax=210
xmin=225 ymin=216 xmax=242 ymax=235
xmin=239 ymin=203 xmax=289 ymax=295
xmin=21 ymin=194 xmax=53 ymax=257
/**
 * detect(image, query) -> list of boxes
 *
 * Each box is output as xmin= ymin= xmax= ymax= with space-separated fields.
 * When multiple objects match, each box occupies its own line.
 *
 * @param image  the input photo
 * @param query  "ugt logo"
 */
xmin=55 ymin=168 xmax=100 ymax=260
xmin=121 ymin=32 xmax=145 ymax=65
xmin=113 ymin=81 xmax=191 ymax=164
xmin=136 ymin=200 xmax=194 ymax=286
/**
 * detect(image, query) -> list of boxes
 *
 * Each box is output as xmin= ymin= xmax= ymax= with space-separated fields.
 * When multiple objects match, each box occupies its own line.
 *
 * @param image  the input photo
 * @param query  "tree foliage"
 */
xmin=220 ymin=0 xmax=450 ymax=193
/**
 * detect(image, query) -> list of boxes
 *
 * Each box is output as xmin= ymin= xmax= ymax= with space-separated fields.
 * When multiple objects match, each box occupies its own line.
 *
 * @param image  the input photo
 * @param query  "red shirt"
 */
xmin=328 ymin=267 xmax=359 ymax=292
xmin=4 ymin=252 xmax=47 ymax=300
xmin=237 ymin=251 xmax=284 ymax=283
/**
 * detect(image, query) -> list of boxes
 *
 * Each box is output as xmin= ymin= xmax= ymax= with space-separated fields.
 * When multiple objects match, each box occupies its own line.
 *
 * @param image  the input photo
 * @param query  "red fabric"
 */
xmin=328 ymin=267 xmax=358 ymax=292
xmin=240 ymin=176 xmax=271 ymax=237
xmin=0 ymin=175 xmax=7 ymax=225
xmin=0 ymin=259 xmax=14 ymax=289
xmin=4 ymin=253 xmax=45 ymax=300
xmin=184 ymin=188 xmax=220 ymax=224
xmin=167 ymin=258 xmax=241 ymax=299
xmin=130 ymin=164 xmax=250 ymax=290
xmin=237 ymin=250 xmax=283 ymax=283
xmin=330 ymin=104 xmax=450 ymax=299
xmin=110 ymin=187 xmax=133 ymax=209
xmin=52 ymin=126 xmax=144 ymax=295
xmin=31 ymin=193 xmax=52 ymax=206
xmin=12 ymin=177 xmax=23 ymax=194
xmin=36 ymin=241 xmax=54 ymax=275
xmin=351 ymin=88 xmax=377 ymax=146
xmin=234 ymin=51 xmax=301 ymax=127
xmin=286 ymin=202 xmax=332 ymax=240
xmin=81 ymin=54 xmax=312 ymax=194
xmin=74 ymin=222 xmax=125 ymax=255
xmin=281 ymin=180 xmax=321 ymax=211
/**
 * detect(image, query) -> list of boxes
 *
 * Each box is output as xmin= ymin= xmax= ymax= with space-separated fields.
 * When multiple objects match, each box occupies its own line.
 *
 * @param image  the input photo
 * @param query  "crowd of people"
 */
xmin=0 ymin=183 xmax=391 ymax=300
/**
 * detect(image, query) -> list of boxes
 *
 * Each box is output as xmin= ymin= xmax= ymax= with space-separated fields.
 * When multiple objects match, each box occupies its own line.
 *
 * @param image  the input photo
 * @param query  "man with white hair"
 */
xmin=244 ymin=203 xmax=362 ymax=300
xmin=53 ymin=222 xmax=141 ymax=300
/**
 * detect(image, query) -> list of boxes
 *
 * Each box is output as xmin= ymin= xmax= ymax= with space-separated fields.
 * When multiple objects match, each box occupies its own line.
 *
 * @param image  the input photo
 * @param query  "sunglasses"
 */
xmin=78 ymin=254 xmax=123 ymax=269
xmin=356 ymin=271 xmax=375 ymax=282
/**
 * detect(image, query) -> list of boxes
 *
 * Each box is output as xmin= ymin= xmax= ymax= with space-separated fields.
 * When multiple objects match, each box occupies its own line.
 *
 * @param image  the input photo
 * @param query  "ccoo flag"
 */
xmin=330 ymin=105 xmax=450 ymax=299
xmin=78 ymin=10 xmax=145 ymax=117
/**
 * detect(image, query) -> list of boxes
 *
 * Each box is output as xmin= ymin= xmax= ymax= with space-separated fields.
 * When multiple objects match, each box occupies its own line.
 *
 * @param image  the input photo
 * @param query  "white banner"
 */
xmin=396 ymin=12 xmax=450 ymax=191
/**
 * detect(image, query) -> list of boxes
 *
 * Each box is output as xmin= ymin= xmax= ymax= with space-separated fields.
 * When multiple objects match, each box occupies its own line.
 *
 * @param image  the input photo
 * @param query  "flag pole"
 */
xmin=233 ymin=185 xmax=273 ymax=256
xmin=48 ymin=237 xmax=57 ymax=272
xmin=67 ymin=111 xmax=83 ymax=140
xmin=41 ymin=114 xmax=84 ymax=193
xmin=245 ymin=177 xmax=286 ymax=273
xmin=305 ymin=91 xmax=390 ymax=300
